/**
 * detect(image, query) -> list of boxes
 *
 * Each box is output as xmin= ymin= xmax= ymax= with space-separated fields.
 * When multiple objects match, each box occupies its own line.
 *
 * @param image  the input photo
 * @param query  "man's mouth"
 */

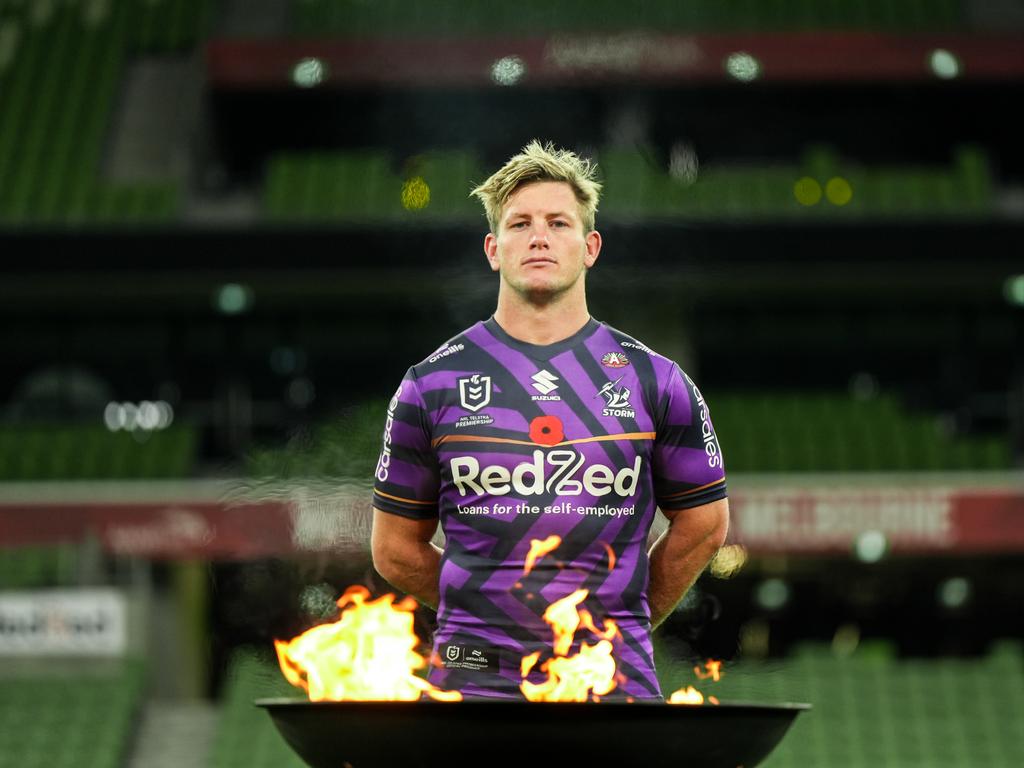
xmin=523 ymin=257 xmax=557 ymax=266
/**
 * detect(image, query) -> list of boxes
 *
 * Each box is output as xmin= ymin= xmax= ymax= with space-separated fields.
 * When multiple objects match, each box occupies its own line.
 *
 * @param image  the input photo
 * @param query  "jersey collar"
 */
xmin=482 ymin=315 xmax=601 ymax=361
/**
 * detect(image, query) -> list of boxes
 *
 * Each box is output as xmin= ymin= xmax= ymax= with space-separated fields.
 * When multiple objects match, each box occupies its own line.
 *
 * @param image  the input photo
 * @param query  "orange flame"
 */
xmin=517 ymin=538 xmax=623 ymax=701
xmin=667 ymin=659 xmax=724 ymax=705
xmin=523 ymin=535 xmax=562 ymax=576
xmin=668 ymin=685 xmax=704 ymax=705
xmin=600 ymin=541 xmax=616 ymax=572
xmin=694 ymin=659 xmax=722 ymax=681
xmin=274 ymin=586 xmax=462 ymax=702
xmin=521 ymin=640 xmax=618 ymax=702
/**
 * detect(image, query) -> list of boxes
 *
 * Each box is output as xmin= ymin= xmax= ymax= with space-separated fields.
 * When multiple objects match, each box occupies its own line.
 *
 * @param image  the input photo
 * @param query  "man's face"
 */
xmin=484 ymin=181 xmax=601 ymax=301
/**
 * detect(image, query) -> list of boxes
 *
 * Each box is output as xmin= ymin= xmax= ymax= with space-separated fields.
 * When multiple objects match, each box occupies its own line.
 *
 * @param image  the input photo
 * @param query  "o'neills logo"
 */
xmin=375 ymin=385 xmax=402 ymax=481
xmin=428 ymin=343 xmax=464 ymax=363
xmin=450 ymin=450 xmax=642 ymax=497
xmin=685 ymin=374 xmax=723 ymax=469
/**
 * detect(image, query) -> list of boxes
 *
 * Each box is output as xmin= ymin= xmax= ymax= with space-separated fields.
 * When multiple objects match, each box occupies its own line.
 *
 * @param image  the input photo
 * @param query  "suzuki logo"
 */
xmin=458 ymin=375 xmax=491 ymax=412
xmin=531 ymin=370 xmax=559 ymax=395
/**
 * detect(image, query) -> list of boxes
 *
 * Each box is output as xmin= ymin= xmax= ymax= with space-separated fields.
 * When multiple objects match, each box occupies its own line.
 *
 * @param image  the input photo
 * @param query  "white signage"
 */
xmin=0 ymin=589 xmax=127 ymax=656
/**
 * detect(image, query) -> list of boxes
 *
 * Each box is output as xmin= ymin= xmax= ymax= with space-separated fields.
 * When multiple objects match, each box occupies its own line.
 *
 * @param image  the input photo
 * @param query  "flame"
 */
xmin=668 ymin=659 xmax=724 ymax=705
xmin=517 ymin=537 xmax=624 ymax=701
xmin=521 ymin=640 xmax=618 ymax=702
xmin=543 ymin=589 xmax=589 ymax=656
xmin=694 ymin=659 xmax=722 ymax=681
xmin=668 ymin=685 xmax=704 ymax=705
xmin=274 ymin=586 xmax=461 ymax=702
xmin=600 ymin=541 xmax=616 ymax=571
xmin=523 ymin=535 xmax=562 ymax=576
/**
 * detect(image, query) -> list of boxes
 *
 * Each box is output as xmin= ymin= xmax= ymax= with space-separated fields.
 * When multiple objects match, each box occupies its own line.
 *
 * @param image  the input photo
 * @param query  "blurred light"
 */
xmin=832 ymin=623 xmax=861 ymax=657
xmin=854 ymin=530 xmax=888 ymax=563
xmin=0 ymin=22 xmax=21 ymax=73
xmin=104 ymin=401 xmax=174 ymax=432
xmin=849 ymin=371 xmax=879 ymax=401
xmin=929 ymin=49 xmax=961 ymax=79
xmin=287 ymin=378 xmax=315 ymax=408
xmin=794 ymin=177 xmax=822 ymax=206
xmin=270 ymin=346 xmax=305 ymax=376
xmin=1004 ymin=275 xmax=1024 ymax=306
xmin=725 ymin=52 xmax=761 ymax=82
xmin=215 ymin=283 xmax=253 ymax=315
xmin=740 ymin=619 xmax=770 ymax=658
xmin=754 ymin=578 xmax=790 ymax=611
xmin=401 ymin=176 xmax=431 ymax=211
xmin=293 ymin=57 xmax=327 ymax=88
xmin=491 ymin=55 xmax=525 ymax=86
xmin=709 ymin=544 xmax=748 ymax=578
xmin=668 ymin=141 xmax=699 ymax=185
xmin=938 ymin=577 xmax=971 ymax=609
xmin=825 ymin=177 xmax=853 ymax=206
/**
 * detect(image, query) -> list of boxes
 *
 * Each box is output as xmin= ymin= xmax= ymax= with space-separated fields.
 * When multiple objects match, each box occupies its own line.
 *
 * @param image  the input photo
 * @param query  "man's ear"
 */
xmin=583 ymin=229 xmax=602 ymax=268
xmin=484 ymin=232 xmax=500 ymax=272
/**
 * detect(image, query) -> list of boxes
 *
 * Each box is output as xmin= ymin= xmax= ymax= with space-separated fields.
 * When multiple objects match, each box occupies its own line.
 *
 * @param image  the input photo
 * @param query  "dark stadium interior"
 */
xmin=1 ymin=1 xmax=1023 ymax=767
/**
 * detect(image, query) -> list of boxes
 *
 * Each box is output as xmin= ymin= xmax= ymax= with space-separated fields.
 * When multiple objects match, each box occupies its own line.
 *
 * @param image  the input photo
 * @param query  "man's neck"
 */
xmin=492 ymin=288 xmax=591 ymax=346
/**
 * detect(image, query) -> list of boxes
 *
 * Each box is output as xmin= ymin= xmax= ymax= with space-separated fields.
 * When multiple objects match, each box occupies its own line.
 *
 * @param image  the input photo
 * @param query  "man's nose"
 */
xmin=529 ymin=227 xmax=550 ymax=247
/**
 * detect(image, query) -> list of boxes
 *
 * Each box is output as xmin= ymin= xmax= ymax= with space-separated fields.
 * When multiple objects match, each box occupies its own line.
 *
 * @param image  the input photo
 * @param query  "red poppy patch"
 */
xmin=529 ymin=415 xmax=564 ymax=446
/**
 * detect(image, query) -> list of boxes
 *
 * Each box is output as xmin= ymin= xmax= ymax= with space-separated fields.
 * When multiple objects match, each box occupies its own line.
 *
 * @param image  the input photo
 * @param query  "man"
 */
xmin=371 ymin=141 xmax=728 ymax=700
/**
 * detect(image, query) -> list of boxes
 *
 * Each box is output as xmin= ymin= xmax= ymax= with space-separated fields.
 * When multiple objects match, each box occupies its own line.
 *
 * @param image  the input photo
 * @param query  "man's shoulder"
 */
xmin=598 ymin=322 xmax=677 ymax=372
xmin=407 ymin=321 xmax=484 ymax=376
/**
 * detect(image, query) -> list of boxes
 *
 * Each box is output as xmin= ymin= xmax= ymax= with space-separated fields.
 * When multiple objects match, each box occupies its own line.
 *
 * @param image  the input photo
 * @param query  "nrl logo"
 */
xmin=458 ymin=374 xmax=491 ymax=412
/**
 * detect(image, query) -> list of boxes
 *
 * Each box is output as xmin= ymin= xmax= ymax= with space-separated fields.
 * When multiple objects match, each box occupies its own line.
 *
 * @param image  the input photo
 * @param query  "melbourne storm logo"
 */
xmin=596 ymin=377 xmax=635 ymax=418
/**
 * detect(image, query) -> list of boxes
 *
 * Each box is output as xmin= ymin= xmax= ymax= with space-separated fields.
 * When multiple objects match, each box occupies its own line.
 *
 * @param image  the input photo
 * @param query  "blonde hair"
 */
xmin=470 ymin=140 xmax=602 ymax=233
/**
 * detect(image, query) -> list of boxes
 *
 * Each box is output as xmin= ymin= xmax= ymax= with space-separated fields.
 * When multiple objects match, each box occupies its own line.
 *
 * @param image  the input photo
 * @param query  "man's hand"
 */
xmin=647 ymin=498 xmax=729 ymax=630
xmin=371 ymin=507 xmax=442 ymax=610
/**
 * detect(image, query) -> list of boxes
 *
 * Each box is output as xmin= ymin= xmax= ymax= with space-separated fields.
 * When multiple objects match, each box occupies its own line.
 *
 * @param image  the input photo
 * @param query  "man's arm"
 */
xmin=371 ymin=507 xmax=443 ymax=610
xmin=647 ymin=498 xmax=729 ymax=630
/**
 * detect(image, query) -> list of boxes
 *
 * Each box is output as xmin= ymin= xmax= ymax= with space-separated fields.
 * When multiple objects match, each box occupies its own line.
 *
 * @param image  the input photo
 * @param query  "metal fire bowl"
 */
xmin=257 ymin=698 xmax=811 ymax=768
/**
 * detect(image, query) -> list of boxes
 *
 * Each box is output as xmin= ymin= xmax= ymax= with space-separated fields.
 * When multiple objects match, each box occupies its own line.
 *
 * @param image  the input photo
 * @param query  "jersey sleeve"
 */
xmin=652 ymin=364 xmax=728 ymax=511
xmin=371 ymin=368 xmax=440 ymax=519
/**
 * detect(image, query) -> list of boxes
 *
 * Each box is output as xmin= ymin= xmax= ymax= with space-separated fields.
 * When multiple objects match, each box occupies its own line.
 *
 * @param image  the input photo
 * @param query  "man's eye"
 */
xmin=551 ymin=220 xmax=568 ymax=227
xmin=511 ymin=222 xmax=528 ymax=229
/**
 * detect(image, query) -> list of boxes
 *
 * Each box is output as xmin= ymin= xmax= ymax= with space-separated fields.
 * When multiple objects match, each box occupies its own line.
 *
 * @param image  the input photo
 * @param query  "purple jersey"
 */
xmin=372 ymin=317 xmax=726 ymax=700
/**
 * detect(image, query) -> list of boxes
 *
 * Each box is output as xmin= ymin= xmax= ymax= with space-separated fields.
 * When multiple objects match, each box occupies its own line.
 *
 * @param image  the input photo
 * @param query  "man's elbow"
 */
xmin=370 ymin=531 xmax=399 ymax=583
xmin=704 ymin=499 xmax=730 ymax=551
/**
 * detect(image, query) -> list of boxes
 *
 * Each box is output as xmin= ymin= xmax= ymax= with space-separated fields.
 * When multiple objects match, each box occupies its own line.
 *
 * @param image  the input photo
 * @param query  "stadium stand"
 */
xmin=290 ymin=0 xmax=966 ymax=36
xmin=0 ymin=660 xmax=147 ymax=768
xmin=656 ymin=641 xmax=1024 ymax=768
xmin=0 ymin=544 xmax=78 ymax=589
xmin=262 ymin=145 xmax=994 ymax=222
xmin=0 ymin=0 xmax=209 ymax=226
xmin=208 ymin=649 xmax=307 ymax=768
xmin=0 ymin=424 xmax=198 ymax=480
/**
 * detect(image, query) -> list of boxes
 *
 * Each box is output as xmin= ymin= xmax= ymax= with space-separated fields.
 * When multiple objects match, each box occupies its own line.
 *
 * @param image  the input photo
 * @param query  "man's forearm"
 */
xmin=376 ymin=541 xmax=443 ymax=610
xmin=647 ymin=501 xmax=729 ymax=629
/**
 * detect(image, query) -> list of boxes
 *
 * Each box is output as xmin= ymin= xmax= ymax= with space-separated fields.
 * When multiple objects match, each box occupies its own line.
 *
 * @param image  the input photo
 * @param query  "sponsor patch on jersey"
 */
xmin=530 ymin=369 xmax=561 ymax=401
xmin=458 ymin=374 xmax=492 ymax=412
xmin=439 ymin=643 xmax=497 ymax=672
xmin=596 ymin=377 xmax=636 ymax=418
xmin=601 ymin=352 xmax=630 ymax=368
